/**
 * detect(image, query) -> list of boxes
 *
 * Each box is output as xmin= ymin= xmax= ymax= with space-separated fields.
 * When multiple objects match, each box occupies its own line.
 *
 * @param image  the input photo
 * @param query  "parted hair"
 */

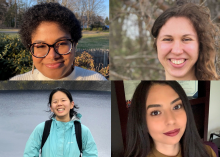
xmin=19 ymin=2 xmax=82 ymax=49
xmin=151 ymin=2 xmax=219 ymax=80
xmin=124 ymin=81 xmax=211 ymax=157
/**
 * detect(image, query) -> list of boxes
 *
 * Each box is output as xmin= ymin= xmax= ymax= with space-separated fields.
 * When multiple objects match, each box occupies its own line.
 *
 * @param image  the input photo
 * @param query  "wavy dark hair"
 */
xmin=124 ymin=81 xmax=211 ymax=157
xmin=48 ymin=87 xmax=78 ymax=119
xmin=19 ymin=2 xmax=82 ymax=49
xmin=151 ymin=2 xmax=219 ymax=80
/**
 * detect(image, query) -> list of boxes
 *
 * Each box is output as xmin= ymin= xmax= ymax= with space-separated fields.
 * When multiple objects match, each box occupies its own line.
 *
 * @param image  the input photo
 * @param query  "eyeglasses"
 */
xmin=28 ymin=39 xmax=74 ymax=58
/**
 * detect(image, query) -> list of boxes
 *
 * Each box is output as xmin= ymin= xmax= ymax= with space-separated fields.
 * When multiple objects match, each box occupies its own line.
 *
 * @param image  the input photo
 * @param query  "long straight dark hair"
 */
xmin=124 ymin=81 xmax=211 ymax=157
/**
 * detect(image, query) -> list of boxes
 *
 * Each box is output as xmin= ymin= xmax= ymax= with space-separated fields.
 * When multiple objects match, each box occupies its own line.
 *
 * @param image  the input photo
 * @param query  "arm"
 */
xmin=23 ymin=122 xmax=45 ymax=157
xmin=81 ymin=125 xmax=98 ymax=157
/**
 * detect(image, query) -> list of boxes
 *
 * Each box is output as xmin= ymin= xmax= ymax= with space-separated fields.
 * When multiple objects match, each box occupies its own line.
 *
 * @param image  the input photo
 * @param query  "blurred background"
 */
xmin=110 ymin=0 xmax=220 ymax=80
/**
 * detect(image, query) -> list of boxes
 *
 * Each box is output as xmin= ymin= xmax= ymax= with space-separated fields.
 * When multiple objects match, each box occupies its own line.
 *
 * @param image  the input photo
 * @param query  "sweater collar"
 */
xmin=34 ymin=66 xmax=77 ymax=80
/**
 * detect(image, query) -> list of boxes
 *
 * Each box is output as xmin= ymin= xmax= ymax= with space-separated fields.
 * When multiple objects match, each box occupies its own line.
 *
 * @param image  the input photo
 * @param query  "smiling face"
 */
xmin=146 ymin=84 xmax=187 ymax=149
xmin=50 ymin=91 xmax=74 ymax=122
xmin=31 ymin=21 xmax=75 ymax=79
xmin=156 ymin=17 xmax=199 ymax=80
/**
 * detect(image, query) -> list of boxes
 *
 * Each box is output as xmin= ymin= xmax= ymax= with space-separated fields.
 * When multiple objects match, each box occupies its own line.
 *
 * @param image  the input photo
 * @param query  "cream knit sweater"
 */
xmin=10 ymin=66 xmax=107 ymax=80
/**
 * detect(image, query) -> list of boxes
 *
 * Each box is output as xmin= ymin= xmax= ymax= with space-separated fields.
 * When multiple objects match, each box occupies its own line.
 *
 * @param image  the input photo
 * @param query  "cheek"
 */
xmin=32 ymin=56 xmax=43 ymax=64
xmin=157 ymin=42 xmax=171 ymax=60
xmin=147 ymin=116 xmax=163 ymax=136
xmin=184 ymin=43 xmax=199 ymax=59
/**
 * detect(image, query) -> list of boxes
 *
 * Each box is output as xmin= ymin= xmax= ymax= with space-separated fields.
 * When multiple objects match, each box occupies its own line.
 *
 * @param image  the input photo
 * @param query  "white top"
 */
xmin=10 ymin=66 xmax=107 ymax=80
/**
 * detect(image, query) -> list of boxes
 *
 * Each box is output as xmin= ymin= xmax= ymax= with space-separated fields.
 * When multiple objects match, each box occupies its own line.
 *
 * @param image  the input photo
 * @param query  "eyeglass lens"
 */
xmin=31 ymin=40 xmax=72 ymax=57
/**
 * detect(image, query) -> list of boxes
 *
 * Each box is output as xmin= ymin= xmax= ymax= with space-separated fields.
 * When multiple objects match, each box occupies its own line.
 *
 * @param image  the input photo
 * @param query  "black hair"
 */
xmin=19 ymin=2 xmax=82 ymax=49
xmin=48 ymin=87 xmax=78 ymax=119
xmin=125 ymin=81 xmax=211 ymax=157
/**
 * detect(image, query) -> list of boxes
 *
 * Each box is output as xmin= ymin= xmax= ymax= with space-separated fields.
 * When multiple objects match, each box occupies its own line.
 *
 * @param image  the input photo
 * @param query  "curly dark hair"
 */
xmin=151 ymin=2 xmax=220 ymax=80
xmin=19 ymin=2 xmax=82 ymax=49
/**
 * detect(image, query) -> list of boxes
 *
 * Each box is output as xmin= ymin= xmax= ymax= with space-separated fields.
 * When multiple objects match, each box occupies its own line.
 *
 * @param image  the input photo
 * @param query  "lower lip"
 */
xmin=45 ymin=62 xmax=63 ymax=69
xmin=163 ymin=129 xmax=180 ymax=137
xmin=169 ymin=59 xmax=187 ymax=68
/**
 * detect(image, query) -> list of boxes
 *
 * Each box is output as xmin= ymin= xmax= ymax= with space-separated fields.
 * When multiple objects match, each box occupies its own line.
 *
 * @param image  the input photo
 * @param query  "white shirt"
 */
xmin=10 ymin=66 xmax=107 ymax=80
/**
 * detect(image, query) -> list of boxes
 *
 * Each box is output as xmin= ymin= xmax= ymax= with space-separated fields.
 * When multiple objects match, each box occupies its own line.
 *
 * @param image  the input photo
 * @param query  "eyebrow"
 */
xmin=146 ymin=97 xmax=181 ymax=110
xmin=159 ymin=34 xmax=196 ymax=38
xmin=33 ymin=36 xmax=71 ymax=44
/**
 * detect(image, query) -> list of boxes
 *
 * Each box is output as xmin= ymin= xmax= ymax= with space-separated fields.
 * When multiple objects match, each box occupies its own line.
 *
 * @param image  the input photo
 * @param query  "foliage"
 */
xmin=99 ymin=64 xmax=109 ymax=78
xmin=104 ymin=17 xmax=110 ymax=25
xmin=0 ymin=33 xmax=32 ymax=80
xmin=75 ymin=51 xmax=95 ymax=70
xmin=75 ymin=51 xmax=109 ymax=79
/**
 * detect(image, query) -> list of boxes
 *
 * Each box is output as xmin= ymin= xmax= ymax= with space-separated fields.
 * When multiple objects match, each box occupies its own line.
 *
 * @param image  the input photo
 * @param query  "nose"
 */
xmin=165 ymin=111 xmax=176 ymax=125
xmin=171 ymin=40 xmax=183 ymax=55
xmin=46 ymin=47 xmax=60 ymax=59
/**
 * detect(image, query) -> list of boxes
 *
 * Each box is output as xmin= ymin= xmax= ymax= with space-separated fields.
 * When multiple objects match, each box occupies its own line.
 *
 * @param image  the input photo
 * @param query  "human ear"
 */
xmin=71 ymin=101 xmax=74 ymax=109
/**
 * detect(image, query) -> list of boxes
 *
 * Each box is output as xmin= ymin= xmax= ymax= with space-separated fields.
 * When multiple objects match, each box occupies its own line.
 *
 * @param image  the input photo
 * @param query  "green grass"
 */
xmin=0 ymin=31 xmax=109 ymax=49
xmin=0 ymin=29 xmax=19 ymax=31
xmin=77 ymin=33 xmax=109 ymax=49
xmin=0 ymin=33 xmax=19 ymax=38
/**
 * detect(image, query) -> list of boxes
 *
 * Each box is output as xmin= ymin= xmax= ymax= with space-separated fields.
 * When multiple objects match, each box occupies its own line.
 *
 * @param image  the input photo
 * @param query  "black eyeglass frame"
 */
xmin=28 ymin=39 xmax=74 ymax=58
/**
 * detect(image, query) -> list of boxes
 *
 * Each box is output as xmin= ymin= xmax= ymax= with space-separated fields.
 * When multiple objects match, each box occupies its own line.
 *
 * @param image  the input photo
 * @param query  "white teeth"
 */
xmin=58 ymin=109 xmax=64 ymax=111
xmin=171 ymin=59 xmax=185 ymax=65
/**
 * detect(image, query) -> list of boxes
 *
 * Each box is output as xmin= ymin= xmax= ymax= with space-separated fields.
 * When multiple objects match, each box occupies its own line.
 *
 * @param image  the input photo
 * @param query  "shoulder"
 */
xmin=74 ymin=66 xmax=107 ymax=80
xmin=33 ymin=121 xmax=45 ymax=134
xmin=205 ymin=145 xmax=217 ymax=157
xmin=9 ymin=70 xmax=38 ymax=80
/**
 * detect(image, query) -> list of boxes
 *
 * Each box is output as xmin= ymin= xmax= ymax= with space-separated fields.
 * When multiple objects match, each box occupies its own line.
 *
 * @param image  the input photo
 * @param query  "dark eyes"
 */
xmin=150 ymin=104 xmax=183 ymax=116
xmin=173 ymin=104 xmax=182 ymax=110
xmin=151 ymin=111 xmax=161 ymax=116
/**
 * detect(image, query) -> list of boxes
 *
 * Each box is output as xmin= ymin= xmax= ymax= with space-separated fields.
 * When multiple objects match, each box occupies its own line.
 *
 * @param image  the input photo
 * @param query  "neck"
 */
xmin=155 ymin=142 xmax=180 ymax=156
xmin=55 ymin=116 xmax=71 ymax=122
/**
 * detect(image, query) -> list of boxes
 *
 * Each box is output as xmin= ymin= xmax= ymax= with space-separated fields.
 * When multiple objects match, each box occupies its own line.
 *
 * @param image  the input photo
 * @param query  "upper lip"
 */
xmin=164 ymin=128 xmax=180 ymax=134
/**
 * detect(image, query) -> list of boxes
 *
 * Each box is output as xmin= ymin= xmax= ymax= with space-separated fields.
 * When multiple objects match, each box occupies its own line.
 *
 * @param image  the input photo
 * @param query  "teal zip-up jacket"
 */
xmin=23 ymin=114 xmax=98 ymax=157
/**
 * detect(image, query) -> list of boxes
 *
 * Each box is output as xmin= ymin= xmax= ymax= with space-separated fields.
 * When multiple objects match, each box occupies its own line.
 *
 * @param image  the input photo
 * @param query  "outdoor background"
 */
xmin=0 ymin=0 xmax=110 ymax=80
xmin=110 ymin=0 xmax=220 ymax=80
xmin=0 ymin=81 xmax=111 ymax=157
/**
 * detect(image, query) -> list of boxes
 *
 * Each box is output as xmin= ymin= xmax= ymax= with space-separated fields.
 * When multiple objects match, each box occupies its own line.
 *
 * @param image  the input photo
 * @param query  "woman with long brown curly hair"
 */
xmin=151 ymin=2 xmax=219 ymax=80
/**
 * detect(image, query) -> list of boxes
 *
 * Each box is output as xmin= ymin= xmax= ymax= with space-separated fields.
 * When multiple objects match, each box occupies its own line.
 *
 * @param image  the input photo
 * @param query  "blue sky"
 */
xmin=104 ymin=0 xmax=109 ymax=18
xmin=27 ymin=0 xmax=109 ymax=18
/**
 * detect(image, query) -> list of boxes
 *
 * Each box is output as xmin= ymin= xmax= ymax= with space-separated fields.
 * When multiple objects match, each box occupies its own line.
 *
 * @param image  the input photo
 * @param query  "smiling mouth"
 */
xmin=170 ymin=59 xmax=186 ymax=65
xmin=45 ymin=62 xmax=64 ymax=69
xmin=57 ymin=108 xmax=65 ymax=113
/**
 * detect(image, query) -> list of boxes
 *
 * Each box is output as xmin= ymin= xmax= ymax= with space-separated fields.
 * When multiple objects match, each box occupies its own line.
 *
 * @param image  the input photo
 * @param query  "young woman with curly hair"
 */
xmin=124 ymin=81 xmax=216 ymax=157
xmin=10 ymin=2 xmax=106 ymax=80
xmin=151 ymin=2 xmax=219 ymax=80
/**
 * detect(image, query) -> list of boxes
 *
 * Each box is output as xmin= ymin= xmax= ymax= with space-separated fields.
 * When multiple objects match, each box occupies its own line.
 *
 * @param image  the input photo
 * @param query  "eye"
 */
xmin=183 ymin=38 xmax=192 ymax=41
xmin=173 ymin=104 xmax=182 ymax=110
xmin=151 ymin=111 xmax=161 ymax=116
xmin=162 ymin=38 xmax=172 ymax=41
xmin=34 ymin=44 xmax=46 ymax=48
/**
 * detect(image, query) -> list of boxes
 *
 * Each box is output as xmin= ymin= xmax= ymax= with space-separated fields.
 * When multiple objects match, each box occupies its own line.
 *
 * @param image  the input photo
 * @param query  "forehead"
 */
xmin=52 ymin=91 xmax=68 ymax=99
xmin=32 ymin=21 xmax=71 ymax=42
xmin=146 ymin=84 xmax=180 ymax=106
xmin=158 ymin=16 xmax=197 ymax=37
